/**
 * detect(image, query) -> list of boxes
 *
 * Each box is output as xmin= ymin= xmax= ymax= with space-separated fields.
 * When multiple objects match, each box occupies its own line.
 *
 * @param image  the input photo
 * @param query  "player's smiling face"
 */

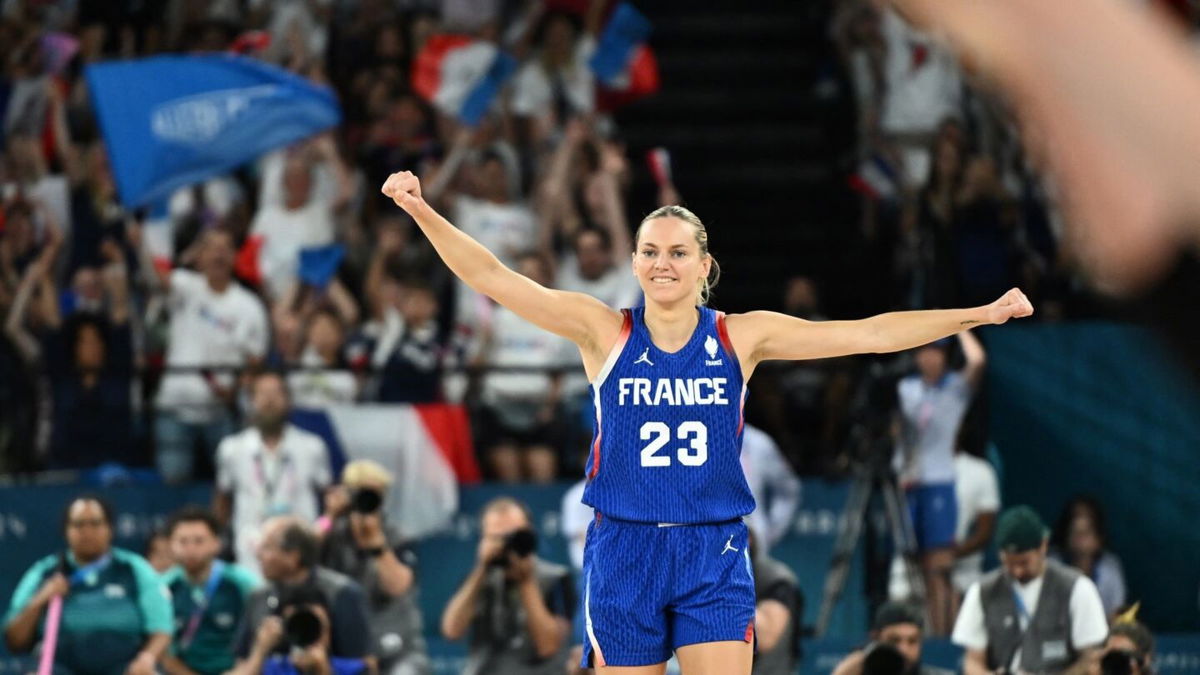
xmin=633 ymin=217 xmax=711 ymax=306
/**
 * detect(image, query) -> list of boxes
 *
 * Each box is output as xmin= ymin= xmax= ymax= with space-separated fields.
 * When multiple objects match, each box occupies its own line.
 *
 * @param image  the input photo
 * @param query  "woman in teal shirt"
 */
xmin=4 ymin=496 xmax=174 ymax=675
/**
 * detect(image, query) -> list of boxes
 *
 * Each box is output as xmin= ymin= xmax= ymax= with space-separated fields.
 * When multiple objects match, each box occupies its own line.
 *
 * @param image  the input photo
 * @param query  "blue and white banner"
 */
xmin=86 ymin=55 xmax=340 ymax=208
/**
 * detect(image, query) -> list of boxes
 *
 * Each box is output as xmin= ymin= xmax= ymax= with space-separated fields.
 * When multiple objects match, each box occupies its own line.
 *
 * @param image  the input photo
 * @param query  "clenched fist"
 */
xmin=986 ymin=287 xmax=1035 ymax=325
xmin=381 ymin=171 xmax=425 ymax=215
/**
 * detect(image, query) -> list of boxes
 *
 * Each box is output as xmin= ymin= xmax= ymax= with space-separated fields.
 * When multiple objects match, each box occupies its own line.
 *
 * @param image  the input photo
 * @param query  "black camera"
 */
xmin=284 ymin=607 xmax=324 ymax=649
xmin=490 ymin=527 xmax=538 ymax=567
xmin=1101 ymin=649 xmax=1140 ymax=675
xmin=861 ymin=642 xmax=907 ymax=675
xmin=350 ymin=488 xmax=383 ymax=514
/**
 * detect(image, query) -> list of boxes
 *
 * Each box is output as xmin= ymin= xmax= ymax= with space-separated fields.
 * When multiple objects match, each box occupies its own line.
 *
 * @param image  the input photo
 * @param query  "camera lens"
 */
xmin=505 ymin=528 xmax=538 ymax=558
xmin=284 ymin=608 xmax=323 ymax=649
xmin=862 ymin=643 xmax=906 ymax=675
xmin=1101 ymin=650 xmax=1136 ymax=675
xmin=351 ymin=488 xmax=383 ymax=514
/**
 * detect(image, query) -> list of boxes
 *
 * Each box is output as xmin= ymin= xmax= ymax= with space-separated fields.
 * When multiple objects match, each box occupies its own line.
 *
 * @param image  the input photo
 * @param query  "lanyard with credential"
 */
xmin=178 ymin=560 xmax=226 ymax=651
xmin=254 ymin=451 xmax=294 ymax=512
xmin=1012 ymin=585 xmax=1032 ymax=628
xmin=68 ymin=553 xmax=112 ymax=586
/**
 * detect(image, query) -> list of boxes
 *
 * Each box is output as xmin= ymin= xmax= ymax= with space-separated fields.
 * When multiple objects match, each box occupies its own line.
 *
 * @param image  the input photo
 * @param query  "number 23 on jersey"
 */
xmin=639 ymin=421 xmax=708 ymax=467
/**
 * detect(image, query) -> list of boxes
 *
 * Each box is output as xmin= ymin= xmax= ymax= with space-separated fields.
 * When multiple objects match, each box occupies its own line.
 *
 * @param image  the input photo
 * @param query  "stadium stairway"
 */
xmin=615 ymin=0 xmax=862 ymax=315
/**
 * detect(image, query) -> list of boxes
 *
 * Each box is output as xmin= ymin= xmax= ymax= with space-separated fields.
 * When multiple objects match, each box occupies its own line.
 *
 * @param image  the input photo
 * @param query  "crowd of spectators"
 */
xmin=0 ymin=1 xmax=1161 ymax=673
xmin=0 ymin=0 xmax=659 ymax=484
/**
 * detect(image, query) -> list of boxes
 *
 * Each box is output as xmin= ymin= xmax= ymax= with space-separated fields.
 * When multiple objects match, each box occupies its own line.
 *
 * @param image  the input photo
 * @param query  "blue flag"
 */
xmin=589 ymin=3 xmax=653 ymax=85
xmin=298 ymin=243 xmax=345 ymax=288
xmin=86 ymin=55 xmax=341 ymax=209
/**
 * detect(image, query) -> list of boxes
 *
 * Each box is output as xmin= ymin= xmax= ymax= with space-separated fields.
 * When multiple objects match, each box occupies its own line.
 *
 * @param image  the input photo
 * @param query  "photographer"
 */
xmin=440 ymin=497 xmax=574 ymax=675
xmin=231 ymin=585 xmax=369 ymax=675
xmin=1097 ymin=611 xmax=1154 ymax=675
xmin=319 ymin=460 xmax=430 ymax=675
xmin=232 ymin=517 xmax=372 ymax=666
xmin=832 ymin=603 xmax=953 ymax=675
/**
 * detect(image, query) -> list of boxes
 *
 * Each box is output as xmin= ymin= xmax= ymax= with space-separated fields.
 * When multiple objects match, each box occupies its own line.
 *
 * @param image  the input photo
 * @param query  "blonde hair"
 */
xmin=635 ymin=205 xmax=722 ymax=305
xmin=341 ymin=459 xmax=394 ymax=487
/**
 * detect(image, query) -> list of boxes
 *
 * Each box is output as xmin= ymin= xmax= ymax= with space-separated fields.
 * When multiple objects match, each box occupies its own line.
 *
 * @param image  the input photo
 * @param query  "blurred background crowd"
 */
xmin=0 ymin=0 xmax=1198 ymax=674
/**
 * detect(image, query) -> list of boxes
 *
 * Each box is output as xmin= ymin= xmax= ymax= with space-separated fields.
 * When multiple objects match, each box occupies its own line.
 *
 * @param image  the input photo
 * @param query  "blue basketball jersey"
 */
xmin=582 ymin=306 xmax=756 ymax=523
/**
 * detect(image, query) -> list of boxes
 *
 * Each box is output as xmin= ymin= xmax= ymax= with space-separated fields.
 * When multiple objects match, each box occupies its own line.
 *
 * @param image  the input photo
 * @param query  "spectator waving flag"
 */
xmin=85 ymin=55 xmax=340 ymax=209
xmin=590 ymin=3 xmax=660 ymax=109
xmin=849 ymin=152 xmax=901 ymax=202
xmin=291 ymin=403 xmax=481 ymax=539
xmin=412 ymin=35 xmax=519 ymax=126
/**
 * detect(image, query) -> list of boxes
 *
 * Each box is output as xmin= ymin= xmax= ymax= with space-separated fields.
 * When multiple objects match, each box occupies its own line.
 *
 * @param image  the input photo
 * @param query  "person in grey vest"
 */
xmin=952 ymin=506 xmax=1108 ymax=675
xmin=440 ymin=497 xmax=574 ymax=675
xmin=232 ymin=516 xmax=373 ymax=666
xmin=832 ymin=602 xmax=954 ymax=675
xmin=749 ymin=531 xmax=802 ymax=675
xmin=319 ymin=460 xmax=431 ymax=675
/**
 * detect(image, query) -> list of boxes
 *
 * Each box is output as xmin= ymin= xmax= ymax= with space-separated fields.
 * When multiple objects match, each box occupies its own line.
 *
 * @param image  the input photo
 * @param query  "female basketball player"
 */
xmin=381 ymin=170 xmax=1033 ymax=675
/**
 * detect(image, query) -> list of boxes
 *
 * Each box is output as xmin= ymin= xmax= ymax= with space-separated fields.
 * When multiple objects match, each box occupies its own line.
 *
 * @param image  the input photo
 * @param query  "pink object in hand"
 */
xmin=37 ymin=596 xmax=63 ymax=675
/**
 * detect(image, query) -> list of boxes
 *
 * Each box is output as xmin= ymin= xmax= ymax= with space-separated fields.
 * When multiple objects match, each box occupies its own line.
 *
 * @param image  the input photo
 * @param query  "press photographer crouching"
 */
xmin=832 ymin=603 xmax=954 ymax=675
xmin=1097 ymin=609 xmax=1154 ymax=675
xmin=318 ymin=460 xmax=430 ymax=675
xmin=231 ymin=584 xmax=368 ymax=675
xmin=440 ymin=497 xmax=574 ymax=675
xmin=232 ymin=517 xmax=373 ymax=669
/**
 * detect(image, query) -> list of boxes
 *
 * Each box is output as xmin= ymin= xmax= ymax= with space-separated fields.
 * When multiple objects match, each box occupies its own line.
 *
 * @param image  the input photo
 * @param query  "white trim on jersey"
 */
xmin=587 ymin=310 xmax=631 ymax=480
xmin=585 ymin=570 xmax=607 ymax=667
xmin=590 ymin=314 xmax=631 ymax=389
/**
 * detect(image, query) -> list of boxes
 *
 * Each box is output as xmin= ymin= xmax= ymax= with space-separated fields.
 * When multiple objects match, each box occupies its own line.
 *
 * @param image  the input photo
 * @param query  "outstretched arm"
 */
xmin=380 ymin=171 xmax=622 ymax=359
xmin=727 ymin=288 xmax=1032 ymax=371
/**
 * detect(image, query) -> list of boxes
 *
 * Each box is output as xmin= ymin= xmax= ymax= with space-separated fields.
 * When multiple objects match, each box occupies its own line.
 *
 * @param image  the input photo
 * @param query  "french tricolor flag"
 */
xmin=412 ymin=35 xmax=519 ymax=126
xmin=590 ymin=3 xmax=660 ymax=109
xmin=292 ymin=403 xmax=481 ymax=538
xmin=848 ymin=153 xmax=901 ymax=202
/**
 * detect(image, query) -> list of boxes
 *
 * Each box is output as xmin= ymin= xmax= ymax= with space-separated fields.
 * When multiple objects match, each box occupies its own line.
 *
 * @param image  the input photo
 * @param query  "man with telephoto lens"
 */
xmin=440 ymin=497 xmax=574 ymax=675
xmin=318 ymin=460 xmax=430 ymax=675
xmin=832 ymin=602 xmax=954 ymax=675
xmin=229 ymin=585 xmax=367 ymax=675
xmin=231 ymin=517 xmax=372 ymax=671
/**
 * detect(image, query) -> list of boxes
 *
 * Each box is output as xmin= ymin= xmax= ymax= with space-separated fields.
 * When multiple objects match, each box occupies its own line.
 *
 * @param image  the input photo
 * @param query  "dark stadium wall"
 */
xmin=986 ymin=322 xmax=1200 ymax=631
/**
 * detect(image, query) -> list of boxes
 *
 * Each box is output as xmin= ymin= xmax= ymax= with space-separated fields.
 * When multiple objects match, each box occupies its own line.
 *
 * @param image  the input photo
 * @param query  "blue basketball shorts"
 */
xmin=580 ymin=515 xmax=756 ymax=668
xmin=906 ymin=482 xmax=958 ymax=551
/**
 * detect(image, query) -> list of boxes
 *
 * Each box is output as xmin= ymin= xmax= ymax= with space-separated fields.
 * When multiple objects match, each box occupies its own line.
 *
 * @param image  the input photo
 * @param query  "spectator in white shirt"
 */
xmin=248 ymin=137 xmax=353 ymax=300
xmin=895 ymin=329 xmax=986 ymax=635
xmin=877 ymin=7 xmax=963 ymax=187
xmin=952 ymin=506 xmax=1108 ymax=675
xmin=510 ymin=3 xmax=606 ymax=140
xmin=890 ymin=445 xmax=1000 ymax=606
xmin=740 ymin=424 xmax=802 ymax=551
xmin=478 ymin=252 xmax=572 ymax=483
xmin=951 ymin=448 xmax=1000 ymax=598
xmin=147 ymin=228 xmax=270 ymax=484
xmin=287 ymin=308 xmax=359 ymax=409
xmin=213 ymin=371 xmax=333 ymax=576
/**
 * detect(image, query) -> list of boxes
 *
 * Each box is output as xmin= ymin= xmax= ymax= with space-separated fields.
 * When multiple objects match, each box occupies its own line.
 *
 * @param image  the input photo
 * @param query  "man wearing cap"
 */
xmin=833 ymin=602 xmax=954 ymax=675
xmin=952 ymin=506 xmax=1108 ymax=675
